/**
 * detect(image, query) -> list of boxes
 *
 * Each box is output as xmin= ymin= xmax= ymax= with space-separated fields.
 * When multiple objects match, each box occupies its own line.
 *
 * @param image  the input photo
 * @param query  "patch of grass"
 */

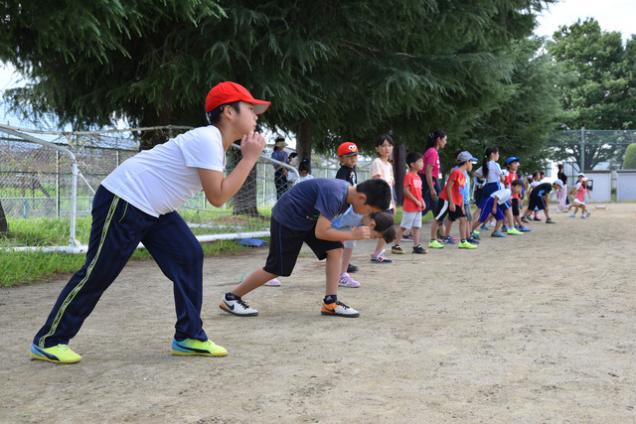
xmin=0 ymin=240 xmax=255 ymax=288
xmin=0 ymin=217 xmax=93 ymax=246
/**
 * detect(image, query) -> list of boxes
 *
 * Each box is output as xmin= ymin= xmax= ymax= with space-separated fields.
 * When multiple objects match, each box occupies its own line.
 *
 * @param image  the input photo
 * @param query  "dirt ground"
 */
xmin=1 ymin=204 xmax=635 ymax=424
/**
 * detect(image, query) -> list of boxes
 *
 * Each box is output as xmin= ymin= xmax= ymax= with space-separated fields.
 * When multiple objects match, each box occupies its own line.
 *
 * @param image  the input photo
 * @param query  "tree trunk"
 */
xmin=0 ymin=200 xmax=8 ymax=235
xmin=393 ymin=143 xmax=406 ymax=205
xmin=296 ymin=120 xmax=313 ymax=167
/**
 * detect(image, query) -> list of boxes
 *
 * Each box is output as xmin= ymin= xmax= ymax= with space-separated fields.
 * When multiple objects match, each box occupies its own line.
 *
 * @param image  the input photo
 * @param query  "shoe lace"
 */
xmin=236 ymin=298 xmax=251 ymax=309
xmin=335 ymin=301 xmax=349 ymax=309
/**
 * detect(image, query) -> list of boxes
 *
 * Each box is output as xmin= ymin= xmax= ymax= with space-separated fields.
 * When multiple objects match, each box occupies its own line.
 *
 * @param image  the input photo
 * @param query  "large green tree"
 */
xmin=1 ymin=0 xmax=556 ymax=156
xmin=547 ymin=19 xmax=636 ymax=170
xmin=452 ymin=37 xmax=562 ymax=174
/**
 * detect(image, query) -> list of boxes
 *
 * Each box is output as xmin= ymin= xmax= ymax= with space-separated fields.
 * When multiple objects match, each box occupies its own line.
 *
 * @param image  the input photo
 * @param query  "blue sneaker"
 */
xmin=467 ymin=236 xmax=480 ymax=245
xmin=480 ymin=224 xmax=490 ymax=231
xmin=470 ymin=231 xmax=480 ymax=240
xmin=502 ymin=225 xmax=509 ymax=232
xmin=443 ymin=236 xmax=456 ymax=245
xmin=491 ymin=230 xmax=506 ymax=238
xmin=515 ymin=225 xmax=531 ymax=232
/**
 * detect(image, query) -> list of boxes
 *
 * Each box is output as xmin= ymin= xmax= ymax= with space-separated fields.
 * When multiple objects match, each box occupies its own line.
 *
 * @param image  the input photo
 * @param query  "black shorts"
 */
xmin=421 ymin=177 xmax=440 ymax=216
xmin=264 ymin=218 xmax=343 ymax=277
xmin=433 ymin=199 xmax=464 ymax=223
xmin=528 ymin=194 xmax=546 ymax=211
xmin=511 ymin=198 xmax=520 ymax=216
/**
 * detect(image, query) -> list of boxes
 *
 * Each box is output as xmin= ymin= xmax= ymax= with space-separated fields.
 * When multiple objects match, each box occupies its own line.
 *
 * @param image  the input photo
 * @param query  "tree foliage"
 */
xmin=546 ymin=19 xmax=636 ymax=170
xmin=623 ymin=143 xmax=636 ymax=169
xmin=1 ymin=0 xmax=557 ymax=156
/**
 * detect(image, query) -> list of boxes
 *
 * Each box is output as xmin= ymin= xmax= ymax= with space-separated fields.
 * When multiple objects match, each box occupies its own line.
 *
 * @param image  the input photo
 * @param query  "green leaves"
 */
xmin=1 ymin=0 xmax=559 ymax=157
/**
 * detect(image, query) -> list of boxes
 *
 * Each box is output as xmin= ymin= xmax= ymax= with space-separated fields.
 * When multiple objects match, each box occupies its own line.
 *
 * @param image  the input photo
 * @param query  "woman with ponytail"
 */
xmin=419 ymin=129 xmax=447 ymax=217
xmin=478 ymin=147 xmax=504 ymax=211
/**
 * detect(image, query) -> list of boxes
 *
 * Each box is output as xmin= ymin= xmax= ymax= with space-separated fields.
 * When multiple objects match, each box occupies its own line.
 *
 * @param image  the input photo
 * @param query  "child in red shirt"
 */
xmin=428 ymin=151 xmax=478 ymax=250
xmin=392 ymin=152 xmax=426 ymax=254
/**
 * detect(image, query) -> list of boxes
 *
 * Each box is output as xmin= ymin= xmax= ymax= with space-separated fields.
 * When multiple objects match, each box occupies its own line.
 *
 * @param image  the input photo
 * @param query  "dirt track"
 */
xmin=1 ymin=204 xmax=635 ymax=423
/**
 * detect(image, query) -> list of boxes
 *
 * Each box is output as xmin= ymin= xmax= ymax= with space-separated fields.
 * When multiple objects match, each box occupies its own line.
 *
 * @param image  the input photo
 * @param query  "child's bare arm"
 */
xmin=447 ymin=180 xmax=456 ymax=211
xmin=315 ymin=216 xmax=370 ymax=241
xmin=198 ymin=132 xmax=265 ymax=207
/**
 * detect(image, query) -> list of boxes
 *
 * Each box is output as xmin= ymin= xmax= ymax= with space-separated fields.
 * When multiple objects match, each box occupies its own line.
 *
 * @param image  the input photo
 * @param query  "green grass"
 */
xmin=0 ymin=240 xmax=252 ymax=288
xmin=0 ymin=210 xmax=272 ymax=287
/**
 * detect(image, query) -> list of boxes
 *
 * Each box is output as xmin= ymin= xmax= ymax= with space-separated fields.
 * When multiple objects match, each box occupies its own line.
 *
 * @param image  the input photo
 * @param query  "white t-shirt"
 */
xmin=485 ymin=161 xmax=503 ymax=184
xmin=490 ymin=188 xmax=512 ymax=204
xmin=370 ymin=158 xmax=395 ymax=209
xmin=102 ymin=126 xmax=225 ymax=217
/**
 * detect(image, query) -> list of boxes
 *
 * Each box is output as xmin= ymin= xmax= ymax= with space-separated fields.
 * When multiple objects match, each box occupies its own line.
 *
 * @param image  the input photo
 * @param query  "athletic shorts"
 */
xmin=343 ymin=239 xmax=356 ymax=249
xmin=463 ymin=202 xmax=472 ymax=222
xmin=264 ymin=218 xmax=343 ymax=277
xmin=434 ymin=199 xmax=464 ymax=223
xmin=400 ymin=211 xmax=422 ymax=229
xmin=511 ymin=198 xmax=520 ymax=216
xmin=421 ymin=177 xmax=440 ymax=216
xmin=528 ymin=193 xmax=546 ymax=211
xmin=478 ymin=197 xmax=509 ymax=223
xmin=574 ymin=198 xmax=585 ymax=206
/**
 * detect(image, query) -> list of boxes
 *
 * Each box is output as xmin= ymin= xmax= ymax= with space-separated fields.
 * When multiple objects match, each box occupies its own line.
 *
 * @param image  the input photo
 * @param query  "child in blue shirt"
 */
xmin=220 ymin=178 xmax=392 ymax=318
xmin=332 ymin=206 xmax=395 ymax=287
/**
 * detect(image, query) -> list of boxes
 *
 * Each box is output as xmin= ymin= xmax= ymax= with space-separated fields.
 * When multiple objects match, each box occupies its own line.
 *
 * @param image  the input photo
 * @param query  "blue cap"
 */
xmin=505 ymin=156 xmax=520 ymax=165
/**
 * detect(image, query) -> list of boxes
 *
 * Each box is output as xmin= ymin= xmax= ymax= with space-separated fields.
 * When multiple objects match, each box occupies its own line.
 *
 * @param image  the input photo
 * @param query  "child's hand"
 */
xmin=449 ymin=203 xmax=456 ymax=212
xmin=351 ymin=226 xmax=371 ymax=240
xmin=241 ymin=131 xmax=266 ymax=162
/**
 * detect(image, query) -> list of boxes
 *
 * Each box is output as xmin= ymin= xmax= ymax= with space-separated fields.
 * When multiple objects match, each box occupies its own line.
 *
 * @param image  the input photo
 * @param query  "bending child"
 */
xmin=220 ymin=178 xmax=392 ymax=318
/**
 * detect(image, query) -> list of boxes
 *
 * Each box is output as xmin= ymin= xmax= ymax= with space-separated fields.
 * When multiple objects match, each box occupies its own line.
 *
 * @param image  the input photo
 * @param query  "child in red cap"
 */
xmin=31 ymin=82 xmax=269 ymax=364
xmin=335 ymin=141 xmax=361 ymax=285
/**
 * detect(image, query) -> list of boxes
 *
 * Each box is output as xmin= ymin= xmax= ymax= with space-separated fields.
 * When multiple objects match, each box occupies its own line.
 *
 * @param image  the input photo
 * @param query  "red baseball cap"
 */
xmin=205 ymin=81 xmax=271 ymax=114
xmin=337 ymin=141 xmax=359 ymax=157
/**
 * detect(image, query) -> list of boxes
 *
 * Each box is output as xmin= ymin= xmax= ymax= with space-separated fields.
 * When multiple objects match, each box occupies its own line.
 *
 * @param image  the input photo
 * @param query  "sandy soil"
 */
xmin=1 ymin=204 xmax=635 ymax=424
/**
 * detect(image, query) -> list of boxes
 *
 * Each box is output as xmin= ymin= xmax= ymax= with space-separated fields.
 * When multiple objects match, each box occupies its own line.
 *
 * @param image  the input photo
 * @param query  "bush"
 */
xmin=623 ymin=144 xmax=636 ymax=169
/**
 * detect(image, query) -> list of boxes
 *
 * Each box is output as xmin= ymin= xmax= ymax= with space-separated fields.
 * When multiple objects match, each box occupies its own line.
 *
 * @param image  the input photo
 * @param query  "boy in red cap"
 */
xmin=31 ymin=81 xmax=269 ymax=364
xmin=335 ymin=141 xmax=361 ymax=285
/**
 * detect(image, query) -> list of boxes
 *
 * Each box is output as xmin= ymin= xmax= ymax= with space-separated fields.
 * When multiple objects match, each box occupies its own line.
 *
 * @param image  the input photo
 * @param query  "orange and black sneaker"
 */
xmin=320 ymin=300 xmax=359 ymax=318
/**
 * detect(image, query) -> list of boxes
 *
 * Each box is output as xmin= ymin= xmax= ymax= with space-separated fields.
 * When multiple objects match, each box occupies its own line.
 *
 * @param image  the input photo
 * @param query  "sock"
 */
xmin=324 ymin=294 xmax=337 ymax=304
xmin=225 ymin=292 xmax=240 ymax=301
xmin=461 ymin=239 xmax=466 ymax=243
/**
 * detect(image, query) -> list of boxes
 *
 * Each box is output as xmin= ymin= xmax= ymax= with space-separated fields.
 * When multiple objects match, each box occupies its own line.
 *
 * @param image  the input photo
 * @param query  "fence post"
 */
xmin=580 ymin=127 xmax=586 ymax=171
xmin=56 ymin=150 xmax=61 ymax=219
xmin=69 ymin=161 xmax=79 ymax=246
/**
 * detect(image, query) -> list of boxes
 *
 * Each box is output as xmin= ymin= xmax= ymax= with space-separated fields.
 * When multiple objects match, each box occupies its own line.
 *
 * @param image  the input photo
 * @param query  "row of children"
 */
xmin=29 ymin=80 xmax=586 ymax=366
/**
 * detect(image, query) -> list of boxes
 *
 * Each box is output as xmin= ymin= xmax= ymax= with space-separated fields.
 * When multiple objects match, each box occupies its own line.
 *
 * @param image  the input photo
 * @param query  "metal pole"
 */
xmin=56 ymin=151 xmax=60 ymax=218
xmin=580 ymin=127 xmax=586 ymax=171
xmin=69 ymin=162 xmax=79 ymax=246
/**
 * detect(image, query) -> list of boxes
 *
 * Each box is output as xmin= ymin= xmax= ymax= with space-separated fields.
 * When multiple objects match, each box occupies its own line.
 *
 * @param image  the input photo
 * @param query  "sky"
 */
xmin=2 ymin=0 xmax=636 ymax=128
xmin=535 ymin=0 xmax=636 ymax=40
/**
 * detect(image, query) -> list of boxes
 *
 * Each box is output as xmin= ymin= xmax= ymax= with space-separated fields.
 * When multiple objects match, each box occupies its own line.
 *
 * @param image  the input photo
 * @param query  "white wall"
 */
xmin=617 ymin=171 xmax=636 ymax=201
xmin=584 ymin=171 xmax=612 ymax=202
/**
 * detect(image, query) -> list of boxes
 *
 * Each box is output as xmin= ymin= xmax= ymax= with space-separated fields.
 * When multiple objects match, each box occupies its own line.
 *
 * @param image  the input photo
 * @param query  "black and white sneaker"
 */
xmin=219 ymin=295 xmax=258 ymax=317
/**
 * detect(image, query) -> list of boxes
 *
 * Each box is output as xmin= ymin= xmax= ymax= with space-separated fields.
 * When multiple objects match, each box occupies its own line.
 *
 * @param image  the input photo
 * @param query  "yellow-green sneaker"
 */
xmin=428 ymin=239 xmax=445 ymax=249
xmin=171 ymin=338 xmax=228 ymax=357
xmin=458 ymin=241 xmax=478 ymax=249
xmin=31 ymin=343 xmax=82 ymax=364
xmin=506 ymin=228 xmax=524 ymax=235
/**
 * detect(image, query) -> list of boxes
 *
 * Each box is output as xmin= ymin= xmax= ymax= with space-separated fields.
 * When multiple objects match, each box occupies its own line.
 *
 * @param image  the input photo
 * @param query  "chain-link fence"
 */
xmin=550 ymin=129 xmax=636 ymax=173
xmin=2 ymin=125 xmax=385 ymax=250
